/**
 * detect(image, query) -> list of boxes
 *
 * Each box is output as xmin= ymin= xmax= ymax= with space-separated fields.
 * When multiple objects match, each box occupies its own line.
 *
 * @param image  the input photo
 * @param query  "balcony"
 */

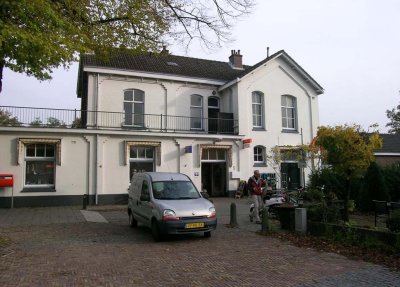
xmin=0 ymin=106 xmax=238 ymax=135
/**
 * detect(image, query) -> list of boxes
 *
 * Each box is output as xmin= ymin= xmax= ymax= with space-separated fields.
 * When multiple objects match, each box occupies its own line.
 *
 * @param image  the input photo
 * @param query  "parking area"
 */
xmin=0 ymin=198 xmax=399 ymax=286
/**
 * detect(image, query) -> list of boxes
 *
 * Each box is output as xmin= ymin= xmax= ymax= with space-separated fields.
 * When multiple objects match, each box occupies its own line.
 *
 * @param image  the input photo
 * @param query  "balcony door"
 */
xmin=208 ymin=97 xmax=219 ymax=133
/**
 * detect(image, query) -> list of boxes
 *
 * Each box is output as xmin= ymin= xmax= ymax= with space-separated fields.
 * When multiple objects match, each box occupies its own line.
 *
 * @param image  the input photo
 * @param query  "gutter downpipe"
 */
xmin=94 ymin=73 xmax=100 ymax=204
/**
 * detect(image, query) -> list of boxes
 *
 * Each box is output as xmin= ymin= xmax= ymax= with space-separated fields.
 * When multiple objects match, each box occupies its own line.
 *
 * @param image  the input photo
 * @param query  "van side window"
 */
xmin=140 ymin=181 xmax=150 ymax=201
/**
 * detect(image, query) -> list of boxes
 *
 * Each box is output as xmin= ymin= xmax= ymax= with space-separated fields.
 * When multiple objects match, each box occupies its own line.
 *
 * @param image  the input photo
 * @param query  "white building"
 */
xmin=0 ymin=49 xmax=324 ymax=207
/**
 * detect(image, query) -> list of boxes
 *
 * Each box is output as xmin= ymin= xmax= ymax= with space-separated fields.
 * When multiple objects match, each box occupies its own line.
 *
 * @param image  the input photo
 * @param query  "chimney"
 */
xmin=229 ymin=50 xmax=243 ymax=69
xmin=160 ymin=45 xmax=169 ymax=55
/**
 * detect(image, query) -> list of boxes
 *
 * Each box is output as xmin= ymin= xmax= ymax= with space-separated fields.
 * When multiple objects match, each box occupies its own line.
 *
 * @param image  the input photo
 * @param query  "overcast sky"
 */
xmin=1 ymin=0 xmax=399 ymax=133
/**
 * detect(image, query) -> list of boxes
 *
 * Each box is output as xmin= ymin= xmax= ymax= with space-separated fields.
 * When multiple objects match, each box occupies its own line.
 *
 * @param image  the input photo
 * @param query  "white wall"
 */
xmin=0 ymin=131 xmax=88 ymax=199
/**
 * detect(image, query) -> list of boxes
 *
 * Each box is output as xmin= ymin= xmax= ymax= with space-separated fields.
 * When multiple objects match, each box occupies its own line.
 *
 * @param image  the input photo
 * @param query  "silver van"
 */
xmin=127 ymin=172 xmax=217 ymax=241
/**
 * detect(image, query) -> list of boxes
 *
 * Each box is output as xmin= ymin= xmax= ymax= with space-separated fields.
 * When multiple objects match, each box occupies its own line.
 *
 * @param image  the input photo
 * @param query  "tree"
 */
xmin=29 ymin=117 xmax=43 ymax=127
xmin=314 ymin=125 xmax=382 ymax=221
xmin=386 ymin=103 xmax=400 ymax=134
xmin=0 ymin=109 xmax=21 ymax=126
xmin=0 ymin=0 xmax=254 ymax=92
xmin=357 ymin=162 xmax=388 ymax=212
xmin=46 ymin=117 xmax=67 ymax=128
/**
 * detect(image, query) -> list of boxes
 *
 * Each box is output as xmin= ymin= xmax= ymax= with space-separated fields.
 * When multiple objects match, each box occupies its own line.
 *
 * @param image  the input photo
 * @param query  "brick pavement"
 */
xmin=0 ymin=198 xmax=399 ymax=286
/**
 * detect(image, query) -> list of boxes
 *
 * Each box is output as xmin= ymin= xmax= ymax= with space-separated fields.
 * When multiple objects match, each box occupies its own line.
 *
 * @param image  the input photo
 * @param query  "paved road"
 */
xmin=0 ymin=198 xmax=399 ymax=286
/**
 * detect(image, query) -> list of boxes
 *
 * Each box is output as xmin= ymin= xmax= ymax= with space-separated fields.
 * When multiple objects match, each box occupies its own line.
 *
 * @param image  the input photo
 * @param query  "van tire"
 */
xmin=151 ymin=220 xmax=162 ymax=242
xmin=129 ymin=212 xmax=138 ymax=228
xmin=204 ymin=231 xmax=211 ymax=238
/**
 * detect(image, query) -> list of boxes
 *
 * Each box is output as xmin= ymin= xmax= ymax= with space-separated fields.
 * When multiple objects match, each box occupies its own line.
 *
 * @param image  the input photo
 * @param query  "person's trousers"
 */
xmin=252 ymin=194 xmax=264 ymax=222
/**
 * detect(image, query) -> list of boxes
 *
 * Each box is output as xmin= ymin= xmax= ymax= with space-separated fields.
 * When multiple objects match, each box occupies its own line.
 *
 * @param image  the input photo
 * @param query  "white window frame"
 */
xmin=129 ymin=146 xmax=155 ymax=179
xmin=252 ymin=91 xmax=264 ymax=128
xmin=24 ymin=143 xmax=56 ymax=188
xmin=281 ymin=95 xmax=297 ymax=130
xmin=253 ymin=145 xmax=266 ymax=165
xmin=190 ymin=94 xmax=203 ymax=130
xmin=123 ymin=89 xmax=145 ymax=127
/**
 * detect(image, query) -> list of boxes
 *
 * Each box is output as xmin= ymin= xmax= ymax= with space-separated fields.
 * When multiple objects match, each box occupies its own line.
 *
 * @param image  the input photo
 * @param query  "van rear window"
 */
xmin=152 ymin=181 xmax=200 ymax=200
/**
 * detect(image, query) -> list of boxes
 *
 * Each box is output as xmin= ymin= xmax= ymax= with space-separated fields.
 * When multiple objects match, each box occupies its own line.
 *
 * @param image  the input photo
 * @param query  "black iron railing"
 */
xmin=0 ymin=106 xmax=238 ymax=134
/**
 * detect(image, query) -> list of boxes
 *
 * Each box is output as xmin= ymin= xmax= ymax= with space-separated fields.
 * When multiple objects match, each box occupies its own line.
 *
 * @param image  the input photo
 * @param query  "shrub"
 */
xmin=387 ymin=209 xmax=400 ymax=233
xmin=306 ymin=202 xmax=342 ymax=223
xmin=303 ymin=189 xmax=324 ymax=202
xmin=357 ymin=162 xmax=388 ymax=212
xmin=382 ymin=164 xmax=400 ymax=202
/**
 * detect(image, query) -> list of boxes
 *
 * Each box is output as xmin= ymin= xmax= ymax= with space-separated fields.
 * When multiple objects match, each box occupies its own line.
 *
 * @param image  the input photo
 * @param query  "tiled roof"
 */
xmin=81 ymin=52 xmax=253 ymax=82
xmin=376 ymin=134 xmax=400 ymax=153
xmin=78 ymin=49 xmax=324 ymax=95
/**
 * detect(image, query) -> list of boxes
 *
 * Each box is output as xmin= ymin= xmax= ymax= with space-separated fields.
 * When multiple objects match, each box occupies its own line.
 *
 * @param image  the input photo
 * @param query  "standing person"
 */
xmin=248 ymin=170 xmax=266 ymax=224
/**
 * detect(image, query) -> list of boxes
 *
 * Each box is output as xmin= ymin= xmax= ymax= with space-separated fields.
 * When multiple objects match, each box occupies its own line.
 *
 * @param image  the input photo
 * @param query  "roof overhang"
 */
xmin=83 ymin=66 xmax=226 ymax=86
xmin=374 ymin=152 xmax=400 ymax=156
xmin=280 ymin=53 xmax=324 ymax=95
xmin=218 ymin=51 xmax=324 ymax=95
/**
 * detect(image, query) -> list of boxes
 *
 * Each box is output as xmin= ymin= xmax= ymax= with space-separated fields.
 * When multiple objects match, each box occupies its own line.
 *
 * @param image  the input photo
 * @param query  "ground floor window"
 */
xmin=129 ymin=146 xmax=154 ymax=180
xmin=25 ymin=144 xmax=55 ymax=187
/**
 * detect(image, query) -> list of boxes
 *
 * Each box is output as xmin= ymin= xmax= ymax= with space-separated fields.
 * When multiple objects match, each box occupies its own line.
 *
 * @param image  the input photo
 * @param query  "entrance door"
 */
xmin=281 ymin=163 xmax=300 ymax=190
xmin=201 ymin=162 xmax=226 ymax=197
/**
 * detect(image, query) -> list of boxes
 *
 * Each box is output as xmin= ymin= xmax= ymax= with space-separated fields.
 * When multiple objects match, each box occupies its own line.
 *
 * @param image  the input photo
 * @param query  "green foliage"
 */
xmin=315 ymin=125 xmax=382 ymax=221
xmin=306 ymin=203 xmax=342 ymax=223
xmin=46 ymin=117 xmax=66 ymax=127
xmin=357 ymin=162 xmax=389 ymax=212
xmin=386 ymin=103 xmax=400 ymax=134
xmin=316 ymin=125 xmax=382 ymax=179
xmin=0 ymin=0 xmax=254 ymax=81
xmin=0 ymin=109 xmax=21 ymax=126
xmin=387 ymin=210 xmax=400 ymax=233
xmin=29 ymin=117 xmax=43 ymax=127
xmin=381 ymin=164 xmax=400 ymax=202
xmin=71 ymin=117 xmax=81 ymax=128
xmin=307 ymin=168 xmax=344 ymax=197
xmin=303 ymin=189 xmax=324 ymax=202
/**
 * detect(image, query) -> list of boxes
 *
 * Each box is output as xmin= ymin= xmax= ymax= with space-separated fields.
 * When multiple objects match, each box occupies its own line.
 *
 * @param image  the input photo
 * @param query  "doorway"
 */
xmin=280 ymin=162 xmax=300 ymax=190
xmin=208 ymin=97 xmax=219 ymax=133
xmin=201 ymin=162 xmax=226 ymax=197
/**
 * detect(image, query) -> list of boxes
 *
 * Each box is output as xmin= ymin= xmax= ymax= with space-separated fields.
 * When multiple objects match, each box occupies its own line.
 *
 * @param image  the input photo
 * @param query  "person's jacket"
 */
xmin=247 ymin=176 xmax=265 ymax=196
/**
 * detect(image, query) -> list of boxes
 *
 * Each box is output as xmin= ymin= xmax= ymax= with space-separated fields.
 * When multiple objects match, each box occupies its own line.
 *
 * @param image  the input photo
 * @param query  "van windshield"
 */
xmin=152 ymin=181 xmax=201 ymax=200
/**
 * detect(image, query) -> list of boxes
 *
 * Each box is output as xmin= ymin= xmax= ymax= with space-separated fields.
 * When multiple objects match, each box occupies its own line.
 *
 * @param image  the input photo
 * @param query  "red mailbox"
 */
xmin=0 ymin=174 xmax=14 ymax=187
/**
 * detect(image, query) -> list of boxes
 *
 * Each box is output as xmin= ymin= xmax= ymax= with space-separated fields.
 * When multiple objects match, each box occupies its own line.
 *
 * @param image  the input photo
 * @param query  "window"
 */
xmin=25 ymin=144 xmax=55 ymax=187
xmin=253 ymin=146 xmax=266 ymax=166
xmin=281 ymin=95 xmax=297 ymax=130
xmin=124 ymin=89 xmax=144 ymax=127
xmin=201 ymin=149 xmax=226 ymax=161
xmin=208 ymin=97 xmax=220 ymax=133
xmin=252 ymin=92 xmax=264 ymax=128
xmin=129 ymin=146 xmax=154 ymax=179
xmin=190 ymin=95 xmax=203 ymax=129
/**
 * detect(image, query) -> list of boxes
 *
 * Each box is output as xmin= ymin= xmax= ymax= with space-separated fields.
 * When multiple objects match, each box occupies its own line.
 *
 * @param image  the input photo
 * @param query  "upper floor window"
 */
xmin=254 ymin=145 xmax=266 ymax=166
xmin=190 ymin=94 xmax=203 ymax=130
xmin=25 ymin=144 xmax=55 ymax=187
xmin=281 ymin=95 xmax=297 ymax=130
xmin=252 ymin=92 xmax=264 ymax=128
xmin=124 ymin=89 xmax=144 ymax=127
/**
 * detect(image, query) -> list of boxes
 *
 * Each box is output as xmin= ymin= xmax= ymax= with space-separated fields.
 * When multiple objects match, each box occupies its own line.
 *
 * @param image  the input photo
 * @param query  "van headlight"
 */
xmin=208 ymin=207 xmax=216 ymax=218
xmin=162 ymin=209 xmax=179 ymax=220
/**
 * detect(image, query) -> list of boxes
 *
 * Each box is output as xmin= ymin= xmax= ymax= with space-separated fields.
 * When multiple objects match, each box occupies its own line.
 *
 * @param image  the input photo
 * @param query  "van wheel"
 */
xmin=151 ymin=220 xmax=162 ymax=242
xmin=204 ymin=231 xmax=211 ymax=238
xmin=129 ymin=212 xmax=137 ymax=228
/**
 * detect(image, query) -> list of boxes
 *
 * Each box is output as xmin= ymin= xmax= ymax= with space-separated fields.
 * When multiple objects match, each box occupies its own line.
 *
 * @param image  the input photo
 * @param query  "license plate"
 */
xmin=185 ymin=222 xmax=204 ymax=229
